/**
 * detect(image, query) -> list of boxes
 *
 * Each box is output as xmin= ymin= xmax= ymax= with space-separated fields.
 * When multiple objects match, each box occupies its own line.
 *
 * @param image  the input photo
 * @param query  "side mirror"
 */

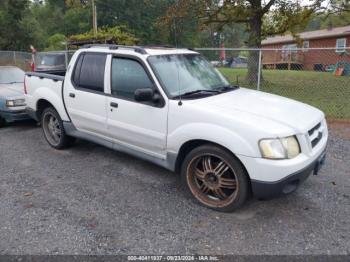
xmin=134 ymin=88 xmax=154 ymax=102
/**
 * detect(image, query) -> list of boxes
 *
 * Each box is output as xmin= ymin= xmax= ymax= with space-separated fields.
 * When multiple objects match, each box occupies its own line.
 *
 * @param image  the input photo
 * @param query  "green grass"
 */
xmin=219 ymin=68 xmax=350 ymax=120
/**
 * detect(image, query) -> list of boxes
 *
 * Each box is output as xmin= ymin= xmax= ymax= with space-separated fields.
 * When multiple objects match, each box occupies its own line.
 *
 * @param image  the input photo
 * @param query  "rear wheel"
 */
xmin=181 ymin=145 xmax=249 ymax=212
xmin=0 ymin=116 xmax=6 ymax=128
xmin=41 ymin=107 xmax=75 ymax=149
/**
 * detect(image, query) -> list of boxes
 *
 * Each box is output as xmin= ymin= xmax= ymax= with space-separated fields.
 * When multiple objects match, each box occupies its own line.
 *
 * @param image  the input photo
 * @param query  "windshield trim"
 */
xmin=0 ymin=81 xmax=24 ymax=84
xmin=147 ymin=54 xmax=234 ymax=100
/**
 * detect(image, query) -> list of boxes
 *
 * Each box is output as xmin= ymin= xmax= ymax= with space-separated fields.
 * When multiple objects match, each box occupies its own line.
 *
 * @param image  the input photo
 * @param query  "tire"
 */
xmin=0 ymin=116 xmax=6 ymax=128
xmin=181 ymin=144 xmax=249 ymax=212
xmin=41 ymin=107 xmax=75 ymax=149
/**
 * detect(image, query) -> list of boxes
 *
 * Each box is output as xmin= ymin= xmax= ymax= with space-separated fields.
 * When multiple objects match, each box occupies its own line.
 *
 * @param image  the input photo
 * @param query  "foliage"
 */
xmin=45 ymin=34 xmax=67 ymax=51
xmin=0 ymin=0 xmax=45 ymax=51
xmin=69 ymin=26 xmax=138 ymax=45
xmin=159 ymin=0 xmax=332 ymax=83
xmin=63 ymin=7 xmax=91 ymax=36
xmin=0 ymin=0 xmax=349 ymax=53
xmin=306 ymin=10 xmax=350 ymax=31
xmin=96 ymin=0 xmax=175 ymax=45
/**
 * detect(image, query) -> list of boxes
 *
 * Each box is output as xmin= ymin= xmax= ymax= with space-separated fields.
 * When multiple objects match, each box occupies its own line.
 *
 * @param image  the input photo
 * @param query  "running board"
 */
xmin=63 ymin=122 xmax=177 ymax=171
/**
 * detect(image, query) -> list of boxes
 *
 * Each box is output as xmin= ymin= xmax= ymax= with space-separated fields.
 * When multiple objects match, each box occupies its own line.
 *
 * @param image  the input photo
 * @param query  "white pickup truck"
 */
xmin=25 ymin=45 xmax=328 ymax=212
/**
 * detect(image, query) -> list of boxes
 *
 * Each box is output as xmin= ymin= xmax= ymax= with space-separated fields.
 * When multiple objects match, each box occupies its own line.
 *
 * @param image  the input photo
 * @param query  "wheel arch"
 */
xmin=36 ymin=99 xmax=55 ymax=121
xmin=31 ymin=85 xmax=70 ymax=122
xmin=174 ymin=139 xmax=250 ymax=180
xmin=34 ymin=95 xmax=69 ymax=122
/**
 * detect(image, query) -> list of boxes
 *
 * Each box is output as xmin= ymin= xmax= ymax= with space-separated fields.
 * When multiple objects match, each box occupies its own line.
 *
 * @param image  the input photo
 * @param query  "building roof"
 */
xmin=262 ymin=25 xmax=350 ymax=45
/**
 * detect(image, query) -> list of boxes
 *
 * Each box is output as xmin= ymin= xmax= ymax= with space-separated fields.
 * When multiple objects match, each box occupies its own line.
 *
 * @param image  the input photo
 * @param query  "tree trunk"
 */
xmin=246 ymin=14 xmax=263 ymax=86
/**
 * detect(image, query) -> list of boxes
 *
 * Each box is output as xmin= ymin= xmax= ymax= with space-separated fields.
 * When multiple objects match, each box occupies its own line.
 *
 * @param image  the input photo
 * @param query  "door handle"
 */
xmin=110 ymin=102 xmax=118 ymax=108
xmin=69 ymin=93 xmax=75 ymax=98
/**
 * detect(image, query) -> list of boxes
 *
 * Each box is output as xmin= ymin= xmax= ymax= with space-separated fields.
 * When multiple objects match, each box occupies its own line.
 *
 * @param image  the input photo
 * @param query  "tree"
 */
xmin=328 ymin=0 xmax=350 ymax=12
xmin=45 ymin=34 xmax=67 ymax=51
xmin=161 ymin=0 xmax=325 ymax=83
xmin=63 ymin=7 xmax=91 ymax=36
xmin=95 ymin=0 xmax=175 ymax=44
xmin=0 ymin=0 xmax=45 ymax=51
xmin=31 ymin=1 xmax=65 ymax=38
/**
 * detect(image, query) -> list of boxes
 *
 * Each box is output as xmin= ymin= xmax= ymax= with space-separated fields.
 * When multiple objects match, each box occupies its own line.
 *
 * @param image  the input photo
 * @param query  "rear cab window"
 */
xmin=72 ymin=53 xmax=107 ymax=93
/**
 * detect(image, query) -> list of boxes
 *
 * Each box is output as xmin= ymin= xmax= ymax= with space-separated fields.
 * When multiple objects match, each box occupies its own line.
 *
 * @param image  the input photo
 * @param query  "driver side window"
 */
xmin=111 ymin=57 xmax=153 ymax=100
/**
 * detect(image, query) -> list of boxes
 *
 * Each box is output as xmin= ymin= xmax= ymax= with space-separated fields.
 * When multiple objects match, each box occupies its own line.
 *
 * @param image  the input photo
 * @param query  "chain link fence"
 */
xmin=196 ymin=47 xmax=350 ymax=121
xmin=0 ymin=50 xmax=76 ymax=72
xmin=0 ymin=51 xmax=33 ymax=71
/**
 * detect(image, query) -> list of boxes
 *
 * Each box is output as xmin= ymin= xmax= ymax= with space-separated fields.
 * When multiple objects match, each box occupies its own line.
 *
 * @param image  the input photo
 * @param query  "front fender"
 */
xmin=167 ymin=123 xmax=258 ymax=157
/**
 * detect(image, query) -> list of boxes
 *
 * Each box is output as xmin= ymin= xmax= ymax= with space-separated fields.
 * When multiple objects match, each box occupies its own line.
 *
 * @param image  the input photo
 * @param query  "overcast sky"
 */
xmin=301 ymin=0 xmax=330 ymax=7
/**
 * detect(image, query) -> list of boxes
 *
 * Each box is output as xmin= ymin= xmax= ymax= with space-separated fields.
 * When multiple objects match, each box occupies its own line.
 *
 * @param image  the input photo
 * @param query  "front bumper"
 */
xmin=250 ymin=149 xmax=326 ymax=199
xmin=0 ymin=109 xmax=30 ymax=123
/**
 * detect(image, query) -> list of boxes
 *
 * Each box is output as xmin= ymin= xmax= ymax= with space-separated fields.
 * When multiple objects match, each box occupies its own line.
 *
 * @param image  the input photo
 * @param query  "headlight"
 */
xmin=259 ymin=136 xmax=300 ymax=159
xmin=6 ymin=99 xmax=26 ymax=107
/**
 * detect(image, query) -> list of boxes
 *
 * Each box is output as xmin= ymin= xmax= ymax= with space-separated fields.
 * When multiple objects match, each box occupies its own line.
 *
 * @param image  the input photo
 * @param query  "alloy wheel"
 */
xmin=43 ymin=112 xmax=62 ymax=146
xmin=186 ymin=154 xmax=239 ymax=208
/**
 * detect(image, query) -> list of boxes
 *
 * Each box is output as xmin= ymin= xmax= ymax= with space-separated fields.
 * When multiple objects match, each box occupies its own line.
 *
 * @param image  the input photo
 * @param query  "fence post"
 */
xmin=64 ymin=51 xmax=68 ymax=70
xmin=257 ymin=49 xmax=262 ymax=91
xmin=13 ymin=51 xmax=17 ymax=66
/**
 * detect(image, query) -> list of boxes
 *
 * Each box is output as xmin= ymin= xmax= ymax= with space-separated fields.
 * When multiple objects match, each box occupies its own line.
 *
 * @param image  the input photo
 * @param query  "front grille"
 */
xmin=308 ymin=122 xmax=323 ymax=148
xmin=308 ymin=122 xmax=321 ymax=136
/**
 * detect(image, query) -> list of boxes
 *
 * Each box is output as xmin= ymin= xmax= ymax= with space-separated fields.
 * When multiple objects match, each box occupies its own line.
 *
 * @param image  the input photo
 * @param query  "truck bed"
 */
xmin=26 ymin=72 xmax=65 ymax=82
xmin=24 ymin=71 xmax=70 ymax=122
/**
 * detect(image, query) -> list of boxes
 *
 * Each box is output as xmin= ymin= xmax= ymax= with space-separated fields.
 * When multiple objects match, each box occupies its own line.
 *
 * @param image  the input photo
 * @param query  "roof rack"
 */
xmin=143 ymin=45 xmax=195 ymax=51
xmin=142 ymin=45 xmax=175 ymax=49
xmin=80 ymin=44 xmax=196 ymax=54
xmin=80 ymin=44 xmax=148 ymax=55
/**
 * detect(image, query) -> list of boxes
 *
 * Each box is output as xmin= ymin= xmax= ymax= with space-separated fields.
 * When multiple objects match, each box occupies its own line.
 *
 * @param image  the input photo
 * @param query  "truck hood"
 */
xmin=192 ymin=88 xmax=324 ymax=133
xmin=0 ymin=83 xmax=24 ymax=99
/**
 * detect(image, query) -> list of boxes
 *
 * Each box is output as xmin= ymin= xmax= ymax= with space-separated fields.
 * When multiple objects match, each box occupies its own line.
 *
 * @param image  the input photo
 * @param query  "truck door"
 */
xmin=105 ymin=56 xmax=168 ymax=157
xmin=63 ymin=52 xmax=109 ymax=137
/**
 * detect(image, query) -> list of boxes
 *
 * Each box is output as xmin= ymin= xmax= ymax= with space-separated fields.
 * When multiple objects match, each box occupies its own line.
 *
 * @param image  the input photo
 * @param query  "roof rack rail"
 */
xmin=80 ymin=44 xmax=147 ymax=55
xmin=142 ymin=45 xmax=175 ymax=49
xmin=142 ymin=45 xmax=195 ymax=51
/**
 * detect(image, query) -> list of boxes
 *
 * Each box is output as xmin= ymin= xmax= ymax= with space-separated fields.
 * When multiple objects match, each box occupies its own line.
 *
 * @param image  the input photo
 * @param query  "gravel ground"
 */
xmin=0 ymin=120 xmax=349 ymax=255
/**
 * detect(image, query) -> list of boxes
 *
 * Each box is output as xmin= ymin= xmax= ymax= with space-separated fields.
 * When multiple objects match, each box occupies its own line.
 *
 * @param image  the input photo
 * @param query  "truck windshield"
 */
xmin=148 ymin=54 xmax=232 ymax=98
xmin=0 ymin=67 xmax=24 ymax=84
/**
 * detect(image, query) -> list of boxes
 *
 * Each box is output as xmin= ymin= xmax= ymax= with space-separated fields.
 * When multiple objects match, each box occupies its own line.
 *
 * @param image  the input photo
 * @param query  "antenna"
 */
xmin=173 ymin=1 xmax=182 ymax=106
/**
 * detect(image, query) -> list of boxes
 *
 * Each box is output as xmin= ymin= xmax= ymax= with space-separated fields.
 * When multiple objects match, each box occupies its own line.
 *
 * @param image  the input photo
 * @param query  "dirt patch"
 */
xmin=327 ymin=119 xmax=350 ymax=140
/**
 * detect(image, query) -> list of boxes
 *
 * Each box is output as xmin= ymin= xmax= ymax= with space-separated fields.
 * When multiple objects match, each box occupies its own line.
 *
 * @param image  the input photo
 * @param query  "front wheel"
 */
xmin=181 ymin=145 xmax=249 ymax=212
xmin=41 ymin=107 xmax=75 ymax=149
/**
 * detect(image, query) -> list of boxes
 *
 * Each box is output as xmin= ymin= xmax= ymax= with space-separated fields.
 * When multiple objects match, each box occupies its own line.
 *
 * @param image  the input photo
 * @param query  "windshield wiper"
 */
xmin=173 ymin=89 xmax=220 ymax=99
xmin=2 ymin=81 xmax=23 ymax=84
xmin=215 ymin=85 xmax=239 ymax=92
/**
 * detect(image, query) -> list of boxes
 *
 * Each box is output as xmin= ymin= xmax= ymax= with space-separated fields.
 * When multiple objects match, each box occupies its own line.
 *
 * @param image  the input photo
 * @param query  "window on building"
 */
xmin=302 ymin=41 xmax=309 ymax=51
xmin=336 ymin=38 xmax=347 ymax=53
xmin=281 ymin=44 xmax=297 ymax=61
